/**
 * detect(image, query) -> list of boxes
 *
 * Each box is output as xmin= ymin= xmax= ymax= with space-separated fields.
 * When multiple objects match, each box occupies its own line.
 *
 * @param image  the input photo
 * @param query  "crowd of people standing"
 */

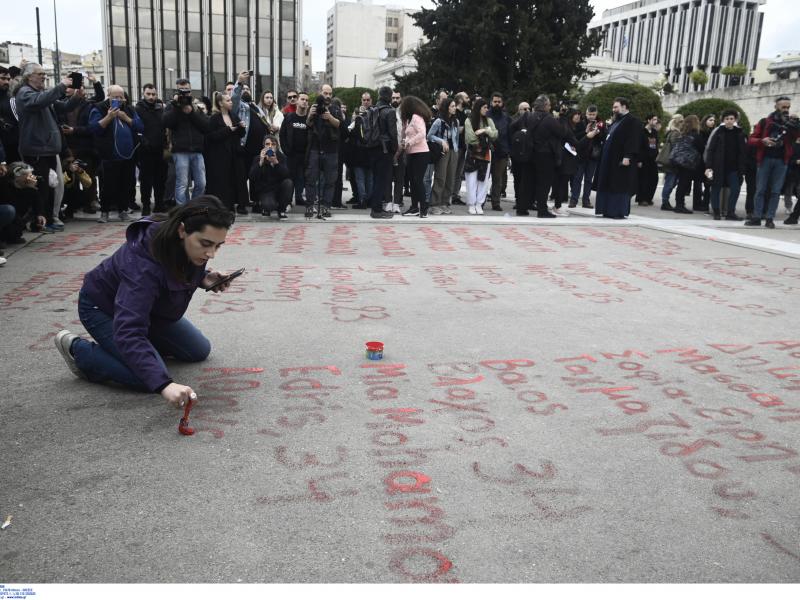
xmin=1 ymin=62 xmax=799 ymax=266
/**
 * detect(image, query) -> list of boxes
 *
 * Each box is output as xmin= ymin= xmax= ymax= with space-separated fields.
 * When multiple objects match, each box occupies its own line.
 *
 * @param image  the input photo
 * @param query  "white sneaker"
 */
xmin=383 ymin=203 xmax=391 ymax=212
xmin=441 ymin=205 xmax=452 ymax=214
xmin=97 ymin=212 xmax=109 ymax=223
xmin=118 ymin=211 xmax=131 ymax=221
xmin=0 ymin=256 xmax=6 ymax=267
xmin=468 ymin=205 xmax=477 ymax=215
xmin=392 ymin=203 xmax=402 ymax=213
xmin=429 ymin=206 xmax=443 ymax=215
xmin=475 ymin=204 xmax=484 ymax=215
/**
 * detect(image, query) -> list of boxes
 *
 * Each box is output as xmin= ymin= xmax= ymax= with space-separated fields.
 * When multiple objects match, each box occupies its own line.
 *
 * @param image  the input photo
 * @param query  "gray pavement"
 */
xmin=1 ymin=201 xmax=799 ymax=583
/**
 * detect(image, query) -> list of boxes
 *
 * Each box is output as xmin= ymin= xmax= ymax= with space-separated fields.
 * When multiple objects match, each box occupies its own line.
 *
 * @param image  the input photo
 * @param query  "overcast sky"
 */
xmin=0 ymin=0 xmax=796 ymax=72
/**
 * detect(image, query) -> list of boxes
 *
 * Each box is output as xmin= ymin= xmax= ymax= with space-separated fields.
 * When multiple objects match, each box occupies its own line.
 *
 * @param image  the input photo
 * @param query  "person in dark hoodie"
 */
xmin=53 ymin=196 xmax=236 ymax=409
xmin=488 ymin=92 xmax=511 ymax=211
xmin=136 ymin=83 xmax=167 ymax=215
xmin=89 ymin=84 xmax=144 ymax=223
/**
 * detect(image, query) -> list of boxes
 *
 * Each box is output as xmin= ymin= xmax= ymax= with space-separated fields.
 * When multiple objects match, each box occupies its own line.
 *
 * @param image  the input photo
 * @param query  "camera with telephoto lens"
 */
xmin=771 ymin=115 xmax=799 ymax=144
xmin=175 ymin=88 xmax=194 ymax=107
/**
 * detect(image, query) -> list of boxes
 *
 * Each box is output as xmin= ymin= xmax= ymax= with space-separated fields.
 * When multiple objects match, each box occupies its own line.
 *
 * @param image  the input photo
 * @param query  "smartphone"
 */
xmin=69 ymin=71 xmax=83 ymax=89
xmin=205 ymin=268 xmax=245 ymax=292
xmin=110 ymin=99 xmax=122 ymax=110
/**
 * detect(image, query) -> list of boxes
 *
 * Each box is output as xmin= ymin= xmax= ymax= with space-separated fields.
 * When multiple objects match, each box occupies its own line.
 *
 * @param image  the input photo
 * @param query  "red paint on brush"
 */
xmin=178 ymin=398 xmax=195 ymax=435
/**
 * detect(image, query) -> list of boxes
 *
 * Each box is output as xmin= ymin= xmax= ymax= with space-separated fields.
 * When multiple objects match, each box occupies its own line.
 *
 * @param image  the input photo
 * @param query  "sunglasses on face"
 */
xmin=288 ymin=95 xmax=297 ymax=99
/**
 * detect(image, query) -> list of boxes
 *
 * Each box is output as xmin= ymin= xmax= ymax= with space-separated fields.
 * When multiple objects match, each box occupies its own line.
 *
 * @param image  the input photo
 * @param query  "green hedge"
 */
xmin=674 ymin=98 xmax=751 ymax=134
xmin=580 ymin=83 xmax=664 ymax=123
xmin=331 ymin=87 xmax=378 ymax=114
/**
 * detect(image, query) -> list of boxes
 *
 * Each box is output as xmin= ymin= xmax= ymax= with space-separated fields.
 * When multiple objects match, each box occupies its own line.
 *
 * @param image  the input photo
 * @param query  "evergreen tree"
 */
xmin=396 ymin=0 xmax=601 ymax=104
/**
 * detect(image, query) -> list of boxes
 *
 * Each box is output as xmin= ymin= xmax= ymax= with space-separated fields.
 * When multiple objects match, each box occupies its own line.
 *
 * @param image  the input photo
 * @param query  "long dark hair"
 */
xmin=399 ymin=95 xmax=432 ymax=124
xmin=469 ymin=98 xmax=488 ymax=131
xmin=150 ymin=195 xmax=234 ymax=283
xmin=437 ymin=97 xmax=455 ymax=126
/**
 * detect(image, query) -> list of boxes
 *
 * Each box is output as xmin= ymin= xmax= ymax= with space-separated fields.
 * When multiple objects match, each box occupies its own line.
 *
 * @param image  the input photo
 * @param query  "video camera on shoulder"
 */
xmin=175 ymin=88 xmax=194 ymax=107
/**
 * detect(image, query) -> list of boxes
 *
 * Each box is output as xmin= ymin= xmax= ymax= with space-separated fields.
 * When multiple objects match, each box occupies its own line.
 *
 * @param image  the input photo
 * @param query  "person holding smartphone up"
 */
xmin=89 ymin=85 xmax=144 ymax=222
xmin=54 ymin=196 xmax=237 ymax=410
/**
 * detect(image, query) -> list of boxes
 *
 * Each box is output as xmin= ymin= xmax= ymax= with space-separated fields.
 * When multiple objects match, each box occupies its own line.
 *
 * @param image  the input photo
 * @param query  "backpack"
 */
xmin=510 ymin=113 xmax=540 ymax=163
xmin=669 ymin=134 xmax=701 ymax=170
xmin=362 ymin=105 xmax=390 ymax=148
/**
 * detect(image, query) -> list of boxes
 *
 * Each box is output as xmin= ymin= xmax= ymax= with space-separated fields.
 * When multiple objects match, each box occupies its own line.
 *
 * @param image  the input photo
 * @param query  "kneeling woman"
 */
xmin=54 ymin=196 xmax=235 ymax=408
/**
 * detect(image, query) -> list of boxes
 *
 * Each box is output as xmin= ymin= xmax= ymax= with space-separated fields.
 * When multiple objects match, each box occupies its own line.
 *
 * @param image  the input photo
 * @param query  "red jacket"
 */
xmin=747 ymin=113 xmax=799 ymax=165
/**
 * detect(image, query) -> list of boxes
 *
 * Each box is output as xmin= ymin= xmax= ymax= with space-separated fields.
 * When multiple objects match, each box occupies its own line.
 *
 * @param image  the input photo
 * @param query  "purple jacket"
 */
xmin=81 ymin=219 xmax=206 ymax=392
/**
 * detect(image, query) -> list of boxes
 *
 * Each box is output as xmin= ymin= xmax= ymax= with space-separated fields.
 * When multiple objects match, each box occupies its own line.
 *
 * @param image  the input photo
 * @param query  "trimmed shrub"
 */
xmin=675 ymin=98 xmax=751 ymax=134
xmin=579 ymin=83 xmax=664 ymax=123
xmin=332 ymin=87 xmax=378 ymax=114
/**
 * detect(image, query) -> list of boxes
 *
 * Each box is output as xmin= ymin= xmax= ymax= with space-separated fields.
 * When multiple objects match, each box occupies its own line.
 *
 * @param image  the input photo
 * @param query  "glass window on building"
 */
xmin=112 ymin=26 xmax=127 ymax=44
xmin=139 ymin=51 xmax=154 ymax=69
xmin=235 ymin=0 xmax=248 ymax=17
xmin=188 ymin=12 xmax=201 ymax=32
xmin=236 ymin=54 xmax=249 ymax=71
xmin=212 ymin=34 xmax=225 ymax=52
xmin=139 ymin=29 xmax=153 ymax=49
xmin=137 ymin=8 xmax=151 ymax=28
xmin=281 ymin=39 xmax=294 ymax=56
xmin=162 ymin=10 xmax=177 ymax=29
xmin=140 ymin=69 xmax=154 ymax=87
xmin=211 ymin=0 xmax=224 ymax=13
xmin=163 ymin=50 xmax=178 ymax=70
xmin=281 ymin=59 xmax=294 ymax=77
xmin=138 ymin=0 xmax=151 ymax=7
xmin=282 ymin=21 xmax=295 ymax=40
xmin=163 ymin=30 xmax=178 ymax=51
xmin=211 ymin=15 xmax=224 ymax=33
xmin=258 ymin=18 xmax=270 ymax=35
xmin=281 ymin=2 xmax=294 ymax=19
xmin=258 ymin=56 xmax=271 ymax=75
xmin=213 ymin=54 xmax=225 ymax=73
xmin=112 ymin=46 xmax=129 ymax=67
xmin=162 ymin=0 xmax=176 ymax=10
xmin=188 ymin=32 xmax=202 ymax=52
xmin=234 ymin=36 xmax=248 ymax=55
xmin=235 ymin=17 xmax=248 ymax=35
xmin=212 ymin=72 xmax=226 ymax=91
xmin=189 ymin=52 xmax=202 ymax=70
xmin=111 ymin=6 xmax=126 ymax=26
xmin=187 ymin=0 xmax=201 ymax=12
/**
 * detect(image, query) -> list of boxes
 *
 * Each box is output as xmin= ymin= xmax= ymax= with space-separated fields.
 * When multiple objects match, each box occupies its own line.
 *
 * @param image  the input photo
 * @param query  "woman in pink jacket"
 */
xmin=399 ymin=96 xmax=432 ymax=218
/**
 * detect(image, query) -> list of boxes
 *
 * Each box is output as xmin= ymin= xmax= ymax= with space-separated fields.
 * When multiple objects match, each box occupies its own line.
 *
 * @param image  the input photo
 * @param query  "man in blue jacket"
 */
xmin=89 ymin=85 xmax=144 ymax=223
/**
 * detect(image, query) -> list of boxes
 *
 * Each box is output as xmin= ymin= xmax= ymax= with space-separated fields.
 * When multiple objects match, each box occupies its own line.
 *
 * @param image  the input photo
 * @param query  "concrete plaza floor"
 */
xmin=1 ymin=199 xmax=799 ymax=583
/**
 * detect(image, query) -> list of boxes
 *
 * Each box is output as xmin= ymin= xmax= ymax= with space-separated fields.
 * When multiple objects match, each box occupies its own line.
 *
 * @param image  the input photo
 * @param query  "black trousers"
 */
xmin=406 ymin=152 xmax=429 ymax=213
xmin=138 ymin=148 xmax=167 ymax=209
xmin=23 ymin=154 xmax=57 ymax=225
xmin=675 ymin=166 xmax=700 ymax=209
xmin=287 ymin=153 xmax=306 ymax=204
xmin=258 ymin=179 xmax=294 ymax=214
xmin=533 ymin=153 xmax=555 ymax=215
xmin=99 ymin=159 xmax=136 ymax=214
xmin=637 ymin=161 xmax=659 ymax=204
xmin=369 ymin=152 xmax=393 ymax=213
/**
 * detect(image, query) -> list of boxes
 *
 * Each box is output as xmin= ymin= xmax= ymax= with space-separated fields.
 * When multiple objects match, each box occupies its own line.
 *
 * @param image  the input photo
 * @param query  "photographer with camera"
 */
xmin=746 ymin=95 xmax=800 ymax=228
xmin=89 ymin=85 xmax=144 ymax=223
xmin=0 ymin=161 xmax=41 ymax=255
xmin=304 ymin=84 xmax=342 ymax=219
xmin=14 ymin=63 xmax=81 ymax=232
xmin=163 ymin=78 xmax=210 ymax=205
xmin=249 ymin=135 xmax=293 ymax=219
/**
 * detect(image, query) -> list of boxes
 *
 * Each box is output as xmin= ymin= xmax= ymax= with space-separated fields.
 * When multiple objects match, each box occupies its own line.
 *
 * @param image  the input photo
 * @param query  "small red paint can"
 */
xmin=365 ymin=341 xmax=384 ymax=360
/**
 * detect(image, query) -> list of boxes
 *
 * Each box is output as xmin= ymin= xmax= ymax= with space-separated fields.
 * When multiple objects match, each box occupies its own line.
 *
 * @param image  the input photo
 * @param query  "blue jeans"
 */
xmin=710 ymin=171 xmax=741 ymax=216
xmin=754 ymin=157 xmax=789 ymax=219
xmin=354 ymin=166 xmax=373 ymax=206
xmin=0 ymin=204 xmax=15 ymax=228
xmin=661 ymin=171 xmax=679 ymax=205
xmin=424 ymin=163 xmax=434 ymax=202
xmin=173 ymin=152 xmax=206 ymax=205
xmin=570 ymin=159 xmax=598 ymax=204
xmin=72 ymin=291 xmax=210 ymax=392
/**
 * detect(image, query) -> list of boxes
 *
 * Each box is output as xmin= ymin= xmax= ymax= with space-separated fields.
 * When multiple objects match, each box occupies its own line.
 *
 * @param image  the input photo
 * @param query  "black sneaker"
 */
xmin=331 ymin=204 xmax=347 ymax=210
xmin=419 ymin=210 xmax=428 ymax=218
xmin=305 ymin=206 xmax=314 ymax=219
xmin=725 ymin=214 xmax=742 ymax=221
xmin=370 ymin=210 xmax=393 ymax=219
xmin=320 ymin=206 xmax=331 ymax=219
xmin=278 ymin=212 xmax=288 ymax=220
xmin=744 ymin=218 xmax=761 ymax=227
xmin=765 ymin=218 xmax=775 ymax=229
xmin=537 ymin=212 xmax=556 ymax=218
xmin=403 ymin=207 xmax=420 ymax=216
xmin=262 ymin=209 xmax=271 ymax=217
xmin=452 ymin=198 xmax=465 ymax=205
xmin=713 ymin=213 xmax=721 ymax=220
xmin=673 ymin=206 xmax=693 ymax=214
xmin=236 ymin=206 xmax=249 ymax=215
xmin=661 ymin=204 xmax=674 ymax=211
xmin=784 ymin=216 xmax=798 ymax=225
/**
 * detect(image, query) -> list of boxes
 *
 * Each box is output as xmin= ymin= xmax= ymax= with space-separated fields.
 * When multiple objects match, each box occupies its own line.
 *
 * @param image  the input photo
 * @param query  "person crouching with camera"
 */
xmin=746 ymin=95 xmax=800 ymax=228
xmin=249 ymin=135 xmax=293 ymax=219
xmin=89 ymin=85 xmax=144 ymax=223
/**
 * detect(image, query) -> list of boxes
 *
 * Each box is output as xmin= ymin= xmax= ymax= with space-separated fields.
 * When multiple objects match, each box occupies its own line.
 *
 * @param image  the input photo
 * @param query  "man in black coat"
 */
xmin=593 ymin=97 xmax=641 ymax=219
xmin=635 ymin=114 xmax=661 ymax=206
xmin=488 ymin=92 xmax=511 ymax=211
xmin=703 ymin=109 xmax=747 ymax=220
xmin=135 ymin=83 xmax=167 ymax=215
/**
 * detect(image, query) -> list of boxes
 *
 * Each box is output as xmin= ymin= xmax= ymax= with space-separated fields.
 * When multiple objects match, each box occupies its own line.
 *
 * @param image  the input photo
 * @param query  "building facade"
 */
xmin=101 ymin=0 xmax=302 ymax=98
xmin=326 ymin=0 xmax=423 ymax=89
xmin=589 ymin=0 xmax=766 ymax=93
